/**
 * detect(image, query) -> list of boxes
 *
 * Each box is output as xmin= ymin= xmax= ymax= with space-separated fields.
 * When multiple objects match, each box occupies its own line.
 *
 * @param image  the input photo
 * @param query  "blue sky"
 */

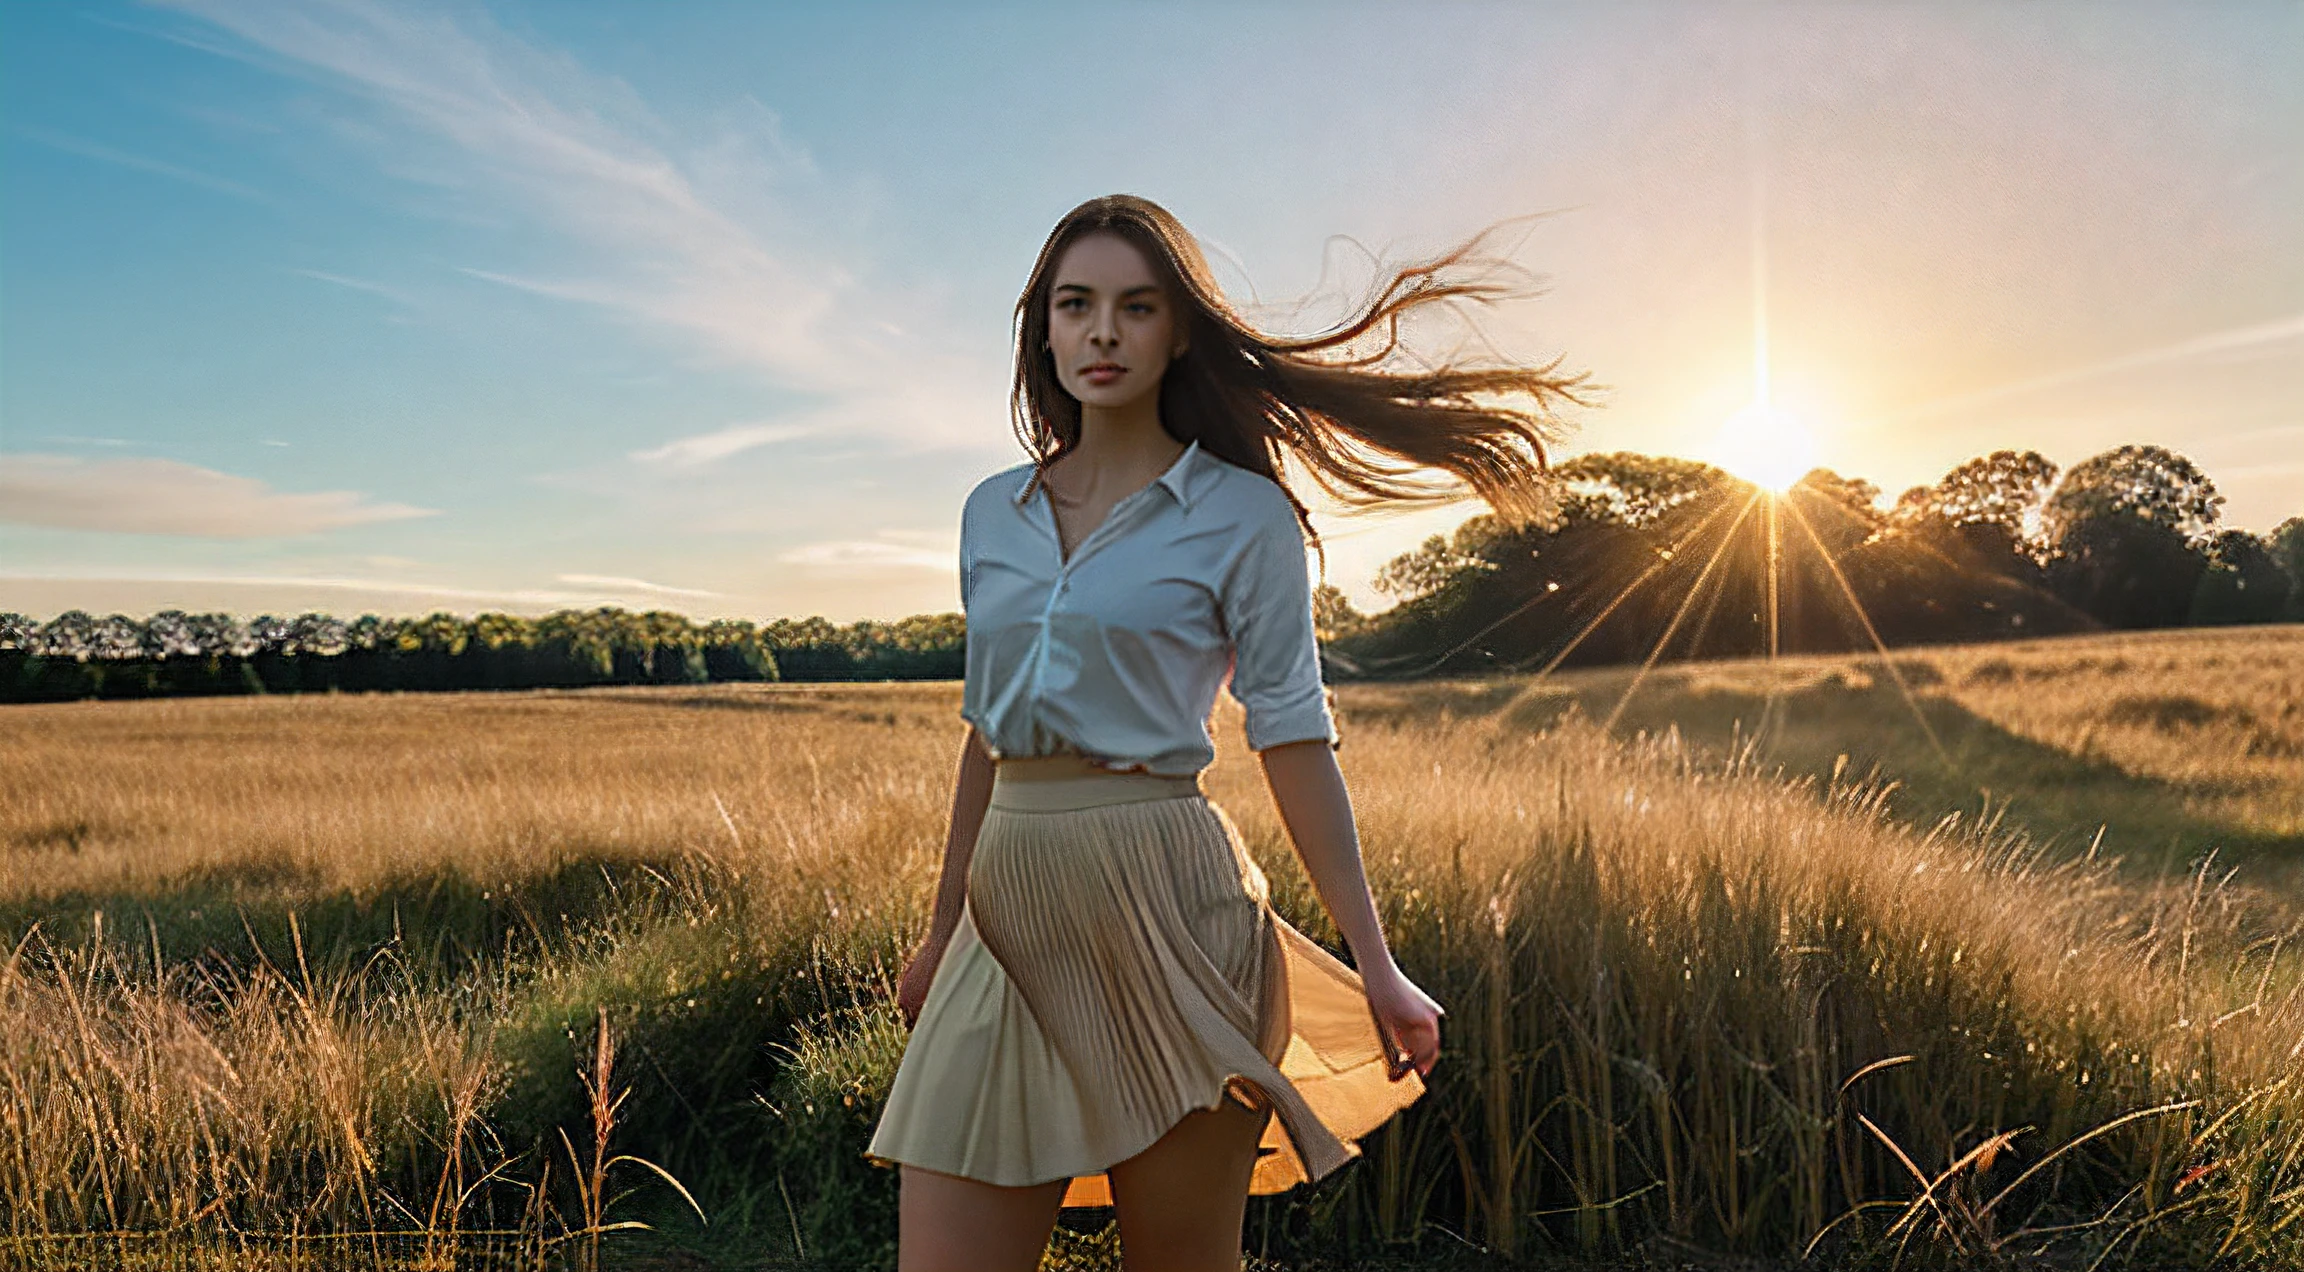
xmin=3 ymin=0 xmax=2298 ymax=622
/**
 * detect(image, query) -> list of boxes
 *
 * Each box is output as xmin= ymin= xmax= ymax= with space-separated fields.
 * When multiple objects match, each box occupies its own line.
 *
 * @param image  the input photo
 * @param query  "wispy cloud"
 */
xmin=14 ymin=124 xmax=269 ymax=201
xmin=1868 ymin=312 xmax=2304 ymax=428
xmin=0 ymin=568 xmax=641 ymax=609
xmin=777 ymin=535 xmax=953 ymax=572
xmin=0 ymin=453 xmax=437 ymax=537
xmin=293 ymin=267 xmax=417 ymax=307
xmin=628 ymin=421 xmax=815 ymax=468
xmin=554 ymin=572 xmax=720 ymax=599
xmin=157 ymin=0 xmax=994 ymax=461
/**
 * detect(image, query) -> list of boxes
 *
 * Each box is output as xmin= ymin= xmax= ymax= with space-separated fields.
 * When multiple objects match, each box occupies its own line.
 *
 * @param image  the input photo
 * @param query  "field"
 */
xmin=3 ymin=627 xmax=2301 ymax=1269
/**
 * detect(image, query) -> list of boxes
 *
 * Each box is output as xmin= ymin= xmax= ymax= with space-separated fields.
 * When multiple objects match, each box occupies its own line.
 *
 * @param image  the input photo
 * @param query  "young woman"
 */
xmin=863 ymin=194 xmax=1583 ymax=1270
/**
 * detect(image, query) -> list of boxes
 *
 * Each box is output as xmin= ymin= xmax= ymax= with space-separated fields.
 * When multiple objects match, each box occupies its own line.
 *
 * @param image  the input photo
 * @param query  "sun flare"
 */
xmin=1711 ymin=402 xmax=1816 ymax=492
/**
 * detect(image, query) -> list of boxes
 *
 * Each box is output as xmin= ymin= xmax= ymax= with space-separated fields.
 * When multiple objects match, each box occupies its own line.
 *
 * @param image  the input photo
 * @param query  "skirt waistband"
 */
xmin=988 ymin=764 xmax=1205 ymax=813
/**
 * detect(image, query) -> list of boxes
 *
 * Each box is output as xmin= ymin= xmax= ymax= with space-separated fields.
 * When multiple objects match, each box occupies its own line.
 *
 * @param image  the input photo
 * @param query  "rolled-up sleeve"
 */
xmin=1220 ymin=498 xmax=1341 ymax=752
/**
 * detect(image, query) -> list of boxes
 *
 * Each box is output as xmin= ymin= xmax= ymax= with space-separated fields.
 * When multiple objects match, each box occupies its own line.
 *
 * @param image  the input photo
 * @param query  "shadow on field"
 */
xmin=1 ymin=852 xmax=694 ymax=983
xmin=1348 ymin=665 xmax=2302 ymax=880
xmin=566 ymin=683 xmax=948 ymax=732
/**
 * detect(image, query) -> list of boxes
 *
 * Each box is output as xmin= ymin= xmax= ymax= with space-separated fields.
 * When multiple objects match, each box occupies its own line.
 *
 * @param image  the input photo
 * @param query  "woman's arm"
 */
xmin=1258 ymin=737 xmax=1443 ymax=1078
xmin=1256 ymin=738 xmax=1393 ymax=972
xmin=898 ymin=724 xmax=996 ymax=1026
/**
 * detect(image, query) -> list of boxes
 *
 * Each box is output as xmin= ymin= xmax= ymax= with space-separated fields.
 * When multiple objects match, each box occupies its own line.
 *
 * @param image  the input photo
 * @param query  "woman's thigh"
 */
xmin=898 ymin=1165 xmax=1068 ymax=1272
xmin=1106 ymin=1092 xmax=1273 ymax=1271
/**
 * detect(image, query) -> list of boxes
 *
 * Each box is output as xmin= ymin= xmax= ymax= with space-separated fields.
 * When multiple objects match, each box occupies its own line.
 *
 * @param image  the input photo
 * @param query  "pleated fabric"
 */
xmin=862 ymin=768 xmax=1426 ymax=1210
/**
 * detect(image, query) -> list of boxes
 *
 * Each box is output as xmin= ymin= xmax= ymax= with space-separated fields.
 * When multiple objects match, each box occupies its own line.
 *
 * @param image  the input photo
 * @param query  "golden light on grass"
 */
xmin=1 ymin=647 xmax=2299 ymax=1266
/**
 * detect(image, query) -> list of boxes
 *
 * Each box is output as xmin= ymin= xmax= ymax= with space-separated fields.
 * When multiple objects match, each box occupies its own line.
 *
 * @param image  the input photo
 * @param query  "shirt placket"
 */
xmin=1023 ymin=484 xmax=1159 ymax=746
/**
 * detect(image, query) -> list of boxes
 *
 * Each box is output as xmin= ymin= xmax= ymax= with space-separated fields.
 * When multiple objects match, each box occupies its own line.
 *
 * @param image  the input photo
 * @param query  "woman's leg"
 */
xmin=898 ymin=1165 xmax=1069 ymax=1272
xmin=1106 ymin=1091 xmax=1274 ymax=1272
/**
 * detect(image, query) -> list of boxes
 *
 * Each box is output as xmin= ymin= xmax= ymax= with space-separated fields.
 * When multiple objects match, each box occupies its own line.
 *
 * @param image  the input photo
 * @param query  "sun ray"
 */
xmin=1602 ymin=490 xmax=1763 ymax=734
xmin=1779 ymin=491 xmax=1952 ymax=766
xmin=1757 ymin=494 xmax=1784 ymax=745
xmin=1750 ymin=140 xmax=1770 ymax=409
xmin=1506 ymin=497 xmax=1745 ymax=680
xmin=1384 ymin=564 xmax=1570 ymax=679
xmin=1681 ymin=506 xmax=1747 ymax=668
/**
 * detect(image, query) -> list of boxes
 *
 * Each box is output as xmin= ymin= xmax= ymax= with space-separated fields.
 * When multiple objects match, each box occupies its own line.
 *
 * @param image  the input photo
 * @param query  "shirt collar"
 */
xmin=1013 ymin=437 xmax=1204 ymax=512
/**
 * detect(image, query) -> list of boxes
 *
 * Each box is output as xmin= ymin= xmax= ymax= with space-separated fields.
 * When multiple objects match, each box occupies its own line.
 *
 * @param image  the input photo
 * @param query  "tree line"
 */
xmin=4 ymin=442 xmax=2294 ymax=703
xmin=1319 ymin=442 xmax=2303 ymax=677
xmin=0 ymin=608 xmax=964 ymax=703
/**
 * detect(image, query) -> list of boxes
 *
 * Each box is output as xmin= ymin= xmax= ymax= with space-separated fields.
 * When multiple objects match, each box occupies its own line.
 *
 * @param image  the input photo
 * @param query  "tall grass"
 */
xmin=2 ymin=653 xmax=2300 ymax=1267
xmin=1462 ymin=627 xmax=2304 ymax=888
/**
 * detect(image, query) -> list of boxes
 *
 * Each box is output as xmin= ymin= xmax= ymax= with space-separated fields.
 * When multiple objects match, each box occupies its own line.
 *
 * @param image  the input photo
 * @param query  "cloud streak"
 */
xmin=0 ymin=569 xmax=649 ymax=610
xmin=153 ymin=0 xmax=834 ymax=381
xmin=293 ymin=267 xmax=418 ymax=307
xmin=628 ymin=421 xmax=815 ymax=468
xmin=777 ymin=539 xmax=953 ymax=572
xmin=554 ymin=572 xmax=720 ymax=599
xmin=14 ymin=125 xmax=269 ymax=201
xmin=153 ymin=0 xmax=1000 ymax=464
xmin=0 ymin=453 xmax=437 ymax=537
xmin=1866 ymin=312 xmax=2304 ymax=428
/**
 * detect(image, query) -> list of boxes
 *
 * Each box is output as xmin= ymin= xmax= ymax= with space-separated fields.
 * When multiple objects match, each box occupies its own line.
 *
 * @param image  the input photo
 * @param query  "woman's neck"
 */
xmin=1060 ymin=399 xmax=1185 ymax=495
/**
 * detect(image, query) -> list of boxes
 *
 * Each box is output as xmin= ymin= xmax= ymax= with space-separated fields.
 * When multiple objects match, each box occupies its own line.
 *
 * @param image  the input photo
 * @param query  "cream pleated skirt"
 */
xmin=862 ymin=767 xmax=1426 ymax=1210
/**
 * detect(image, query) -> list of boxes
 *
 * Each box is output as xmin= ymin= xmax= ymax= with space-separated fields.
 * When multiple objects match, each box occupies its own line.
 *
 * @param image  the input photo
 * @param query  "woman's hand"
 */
xmin=896 ymin=938 xmax=947 ymax=1030
xmin=1361 ymin=961 xmax=1444 ymax=1080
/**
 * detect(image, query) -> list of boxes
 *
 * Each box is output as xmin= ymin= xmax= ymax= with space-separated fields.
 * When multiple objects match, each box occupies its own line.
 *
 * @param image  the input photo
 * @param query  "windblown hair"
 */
xmin=1011 ymin=193 xmax=1592 ymax=564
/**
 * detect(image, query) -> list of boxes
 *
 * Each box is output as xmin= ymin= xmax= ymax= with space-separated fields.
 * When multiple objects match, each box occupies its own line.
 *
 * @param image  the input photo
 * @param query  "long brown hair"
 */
xmin=1011 ymin=194 xmax=1591 ymax=567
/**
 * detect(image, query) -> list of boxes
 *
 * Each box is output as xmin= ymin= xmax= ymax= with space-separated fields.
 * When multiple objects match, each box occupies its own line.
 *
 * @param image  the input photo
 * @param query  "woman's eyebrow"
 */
xmin=1052 ymin=282 xmax=1162 ymax=297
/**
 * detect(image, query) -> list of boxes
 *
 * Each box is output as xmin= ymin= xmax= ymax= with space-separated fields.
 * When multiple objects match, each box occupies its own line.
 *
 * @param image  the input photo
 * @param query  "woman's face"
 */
xmin=1046 ymin=231 xmax=1186 ymax=412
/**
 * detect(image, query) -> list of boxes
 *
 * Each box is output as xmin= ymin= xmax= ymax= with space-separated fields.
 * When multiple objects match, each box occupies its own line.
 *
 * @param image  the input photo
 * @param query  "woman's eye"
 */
xmin=1127 ymin=302 xmax=1155 ymax=314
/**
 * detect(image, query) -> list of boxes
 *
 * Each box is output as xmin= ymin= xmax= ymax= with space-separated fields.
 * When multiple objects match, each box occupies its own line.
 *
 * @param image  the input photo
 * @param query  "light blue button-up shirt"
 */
xmin=958 ymin=437 xmax=1341 ymax=777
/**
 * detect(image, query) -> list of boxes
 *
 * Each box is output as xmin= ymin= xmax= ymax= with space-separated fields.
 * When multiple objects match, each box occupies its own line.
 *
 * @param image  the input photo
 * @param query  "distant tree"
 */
xmin=1795 ymin=468 xmax=1883 ymax=515
xmin=1784 ymin=468 xmax=1885 ymax=557
xmin=35 ymin=611 xmax=97 ymax=660
xmin=762 ymin=616 xmax=845 ymax=649
xmin=346 ymin=614 xmax=396 ymax=652
xmin=0 ymin=613 xmax=32 ymax=651
xmin=1312 ymin=583 xmax=1368 ymax=642
xmin=2044 ymin=444 xmax=2224 ymax=547
xmin=399 ymin=612 xmax=470 ymax=656
xmin=2189 ymin=529 xmax=2291 ymax=625
xmin=186 ymin=612 xmax=246 ymax=658
xmin=1554 ymin=452 xmax=1730 ymax=527
xmin=464 ymin=612 xmax=529 ymax=650
xmin=883 ymin=612 xmax=966 ymax=652
xmin=2271 ymin=517 xmax=2304 ymax=620
xmin=701 ymin=617 xmax=761 ymax=646
xmin=1925 ymin=450 xmax=2059 ymax=542
xmin=2043 ymin=445 xmax=2222 ymax=629
xmin=286 ymin=612 xmax=350 ymax=657
xmin=1372 ymin=531 xmax=1494 ymax=602
xmin=80 ymin=614 xmax=140 ymax=661
xmin=244 ymin=615 xmax=290 ymax=657
xmin=1885 ymin=451 xmax=2062 ymax=585
xmin=1888 ymin=485 xmax=1932 ymax=525
xmin=142 ymin=610 xmax=202 ymax=659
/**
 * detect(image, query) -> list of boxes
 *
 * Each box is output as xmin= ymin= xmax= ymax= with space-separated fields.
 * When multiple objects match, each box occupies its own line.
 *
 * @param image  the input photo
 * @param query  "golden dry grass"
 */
xmin=3 ymin=635 xmax=2302 ymax=1268
xmin=1357 ymin=627 xmax=2304 ymax=888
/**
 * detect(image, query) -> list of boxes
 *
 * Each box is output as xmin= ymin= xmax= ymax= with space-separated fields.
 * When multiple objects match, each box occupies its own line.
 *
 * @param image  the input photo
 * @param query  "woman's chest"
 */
xmin=969 ymin=525 xmax=1231 ymax=650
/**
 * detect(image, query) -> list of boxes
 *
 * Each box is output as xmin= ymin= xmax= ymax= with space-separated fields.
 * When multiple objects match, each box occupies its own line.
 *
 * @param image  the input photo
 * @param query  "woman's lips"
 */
xmin=1083 ymin=365 xmax=1124 ymax=385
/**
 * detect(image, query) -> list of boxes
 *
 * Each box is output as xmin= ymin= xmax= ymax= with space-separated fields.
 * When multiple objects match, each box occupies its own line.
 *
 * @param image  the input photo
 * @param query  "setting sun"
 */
xmin=1711 ymin=401 xmax=1817 ymax=492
